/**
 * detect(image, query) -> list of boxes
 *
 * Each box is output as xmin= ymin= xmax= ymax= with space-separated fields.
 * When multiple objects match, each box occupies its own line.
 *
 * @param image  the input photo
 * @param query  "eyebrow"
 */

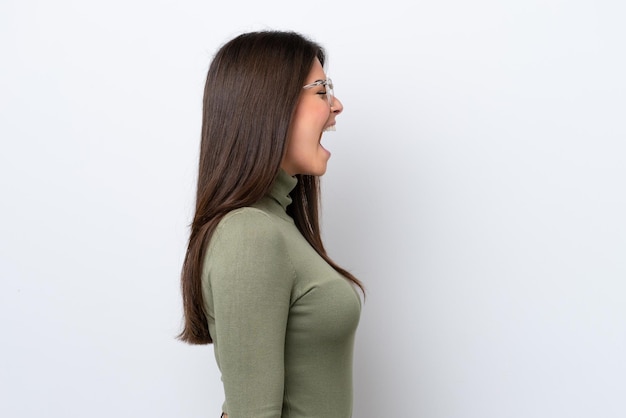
xmin=302 ymin=79 xmax=329 ymax=90
xmin=307 ymin=79 xmax=327 ymax=87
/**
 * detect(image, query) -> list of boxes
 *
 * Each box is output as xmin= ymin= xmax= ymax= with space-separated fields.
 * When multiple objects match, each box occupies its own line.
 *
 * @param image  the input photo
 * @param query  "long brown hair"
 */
xmin=179 ymin=31 xmax=364 ymax=345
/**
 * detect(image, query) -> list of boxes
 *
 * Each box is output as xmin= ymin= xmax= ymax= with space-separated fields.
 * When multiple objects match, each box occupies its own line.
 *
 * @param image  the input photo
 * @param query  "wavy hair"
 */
xmin=179 ymin=31 xmax=364 ymax=345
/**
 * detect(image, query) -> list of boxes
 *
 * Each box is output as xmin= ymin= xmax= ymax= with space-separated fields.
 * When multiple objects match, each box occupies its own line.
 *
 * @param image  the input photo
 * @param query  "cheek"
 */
xmin=294 ymin=97 xmax=329 ymax=122
xmin=291 ymin=109 xmax=327 ymax=140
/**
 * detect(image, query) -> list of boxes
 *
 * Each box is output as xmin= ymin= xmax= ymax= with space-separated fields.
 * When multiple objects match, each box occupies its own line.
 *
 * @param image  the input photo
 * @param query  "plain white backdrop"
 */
xmin=1 ymin=1 xmax=625 ymax=417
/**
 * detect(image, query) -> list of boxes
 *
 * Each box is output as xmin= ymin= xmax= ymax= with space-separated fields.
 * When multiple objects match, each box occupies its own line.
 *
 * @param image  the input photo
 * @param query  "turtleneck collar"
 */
xmin=268 ymin=169 xmax=298 ymax=211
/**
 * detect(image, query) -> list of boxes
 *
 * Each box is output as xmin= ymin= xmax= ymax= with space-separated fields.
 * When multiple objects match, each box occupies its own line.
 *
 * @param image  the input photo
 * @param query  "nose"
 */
xmin=331 ymin=96 xmax=343 ymax=115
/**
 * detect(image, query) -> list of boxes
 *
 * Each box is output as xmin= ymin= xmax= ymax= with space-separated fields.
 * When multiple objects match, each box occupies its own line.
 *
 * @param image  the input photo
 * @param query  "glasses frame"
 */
xmin=302 ymin=78 xmax=334 ymax=107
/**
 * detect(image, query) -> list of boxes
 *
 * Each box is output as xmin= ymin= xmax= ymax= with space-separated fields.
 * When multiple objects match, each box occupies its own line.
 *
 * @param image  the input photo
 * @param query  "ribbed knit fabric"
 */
xmin=201 ymin=170 xmax=361 ymax=418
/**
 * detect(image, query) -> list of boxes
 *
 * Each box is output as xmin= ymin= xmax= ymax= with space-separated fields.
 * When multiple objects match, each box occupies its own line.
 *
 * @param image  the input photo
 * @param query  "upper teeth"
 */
xmin=324 ymin=125 xmax=336 ymax=132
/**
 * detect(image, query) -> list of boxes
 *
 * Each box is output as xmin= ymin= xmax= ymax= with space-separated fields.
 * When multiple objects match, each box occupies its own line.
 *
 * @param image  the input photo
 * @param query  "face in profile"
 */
xmin=281 ymin=58 xmax=344 ymax=176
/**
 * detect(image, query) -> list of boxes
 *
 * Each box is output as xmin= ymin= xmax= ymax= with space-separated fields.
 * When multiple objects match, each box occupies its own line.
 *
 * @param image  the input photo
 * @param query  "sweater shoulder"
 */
xmin=208 ymin=206 xmax=291 ymax=261
xmin=214 ymin=206 xmax=280 ymax=237
xmin=204 ymin=206 xmax=296 ymax=289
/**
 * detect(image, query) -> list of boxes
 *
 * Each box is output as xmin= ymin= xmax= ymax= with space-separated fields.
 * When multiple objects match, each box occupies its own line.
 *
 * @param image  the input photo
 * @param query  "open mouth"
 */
xmin=323 ymin=124 xmax=336 ymax=132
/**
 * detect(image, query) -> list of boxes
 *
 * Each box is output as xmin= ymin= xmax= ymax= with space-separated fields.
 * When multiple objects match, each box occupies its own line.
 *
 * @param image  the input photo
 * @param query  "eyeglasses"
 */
xmin=302 ymin=78 xmax=334 ymax=107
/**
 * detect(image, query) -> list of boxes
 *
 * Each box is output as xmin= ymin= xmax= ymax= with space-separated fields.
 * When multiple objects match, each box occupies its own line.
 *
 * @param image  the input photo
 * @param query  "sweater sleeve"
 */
xmin=204 ymin=209 xmax=295 ymax=418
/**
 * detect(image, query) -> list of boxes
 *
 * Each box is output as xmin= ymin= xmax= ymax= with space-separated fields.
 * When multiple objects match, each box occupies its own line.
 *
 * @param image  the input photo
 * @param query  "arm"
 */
xmin=206 ymin=210 xmax=295 ymax=418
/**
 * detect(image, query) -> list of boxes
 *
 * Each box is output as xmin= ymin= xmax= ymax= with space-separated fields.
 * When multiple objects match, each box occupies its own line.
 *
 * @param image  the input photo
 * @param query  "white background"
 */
xmin=1 ymin=1 xmax=625 ymax=417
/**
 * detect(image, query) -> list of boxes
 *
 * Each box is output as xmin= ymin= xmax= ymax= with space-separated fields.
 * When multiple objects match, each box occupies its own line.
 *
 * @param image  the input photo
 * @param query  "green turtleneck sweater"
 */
xmin=201 ymin=170 xmax=361 ymax=418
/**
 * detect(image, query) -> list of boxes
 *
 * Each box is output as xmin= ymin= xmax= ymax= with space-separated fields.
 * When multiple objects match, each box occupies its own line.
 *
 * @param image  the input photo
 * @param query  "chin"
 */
xmin=299 ymin=165 xmax=327 ymax=176
xmin=287 ymin=155 xmax=330 ymax=176
xmin=311 ymin=161 xmax=329 ymax=176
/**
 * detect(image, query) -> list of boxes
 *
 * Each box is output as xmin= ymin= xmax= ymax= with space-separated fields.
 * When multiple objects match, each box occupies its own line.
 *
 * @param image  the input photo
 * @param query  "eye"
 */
xmin=317 ymin=90 xmax=328 ymax=97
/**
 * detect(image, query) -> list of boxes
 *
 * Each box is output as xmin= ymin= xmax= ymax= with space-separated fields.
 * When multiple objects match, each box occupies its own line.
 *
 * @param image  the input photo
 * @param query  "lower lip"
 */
xmin=320 ymin=144 xmax=331 ymax=157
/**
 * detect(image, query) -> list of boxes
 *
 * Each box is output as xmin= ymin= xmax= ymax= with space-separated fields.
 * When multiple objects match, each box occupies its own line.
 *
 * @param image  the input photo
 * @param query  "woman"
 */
xmin=179 ymin=30 xmax=364 ymax=418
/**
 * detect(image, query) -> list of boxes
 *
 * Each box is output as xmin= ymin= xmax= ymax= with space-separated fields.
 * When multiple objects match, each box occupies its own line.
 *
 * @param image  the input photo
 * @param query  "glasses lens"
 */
xmin=327 ymin=78 xmax=334 ymax=107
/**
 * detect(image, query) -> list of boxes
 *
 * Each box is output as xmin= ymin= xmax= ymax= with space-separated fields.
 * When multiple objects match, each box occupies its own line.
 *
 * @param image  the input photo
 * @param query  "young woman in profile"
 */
xmin=179 ymin=30 xmax=364 ymax=418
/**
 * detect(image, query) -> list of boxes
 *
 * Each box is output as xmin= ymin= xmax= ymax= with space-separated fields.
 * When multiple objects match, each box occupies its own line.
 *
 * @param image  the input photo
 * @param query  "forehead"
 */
xmin=305 ymin=58 xmax=327 ymax=84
